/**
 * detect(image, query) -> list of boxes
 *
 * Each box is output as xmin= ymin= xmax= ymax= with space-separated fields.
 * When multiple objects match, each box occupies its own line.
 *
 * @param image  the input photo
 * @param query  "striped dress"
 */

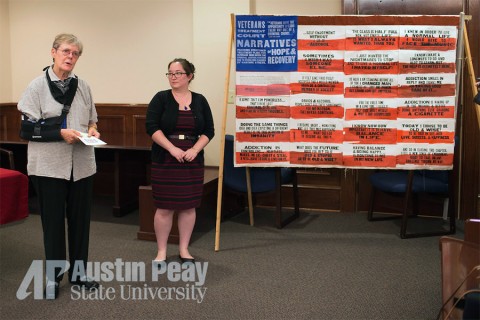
xmin=151 ymin=110 xmax=204 ymax=210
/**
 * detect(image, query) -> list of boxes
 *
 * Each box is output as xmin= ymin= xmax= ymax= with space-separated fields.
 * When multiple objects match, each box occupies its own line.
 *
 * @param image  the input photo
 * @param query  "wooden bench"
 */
xmin=137 ymin=166 xmax=219 ymax=244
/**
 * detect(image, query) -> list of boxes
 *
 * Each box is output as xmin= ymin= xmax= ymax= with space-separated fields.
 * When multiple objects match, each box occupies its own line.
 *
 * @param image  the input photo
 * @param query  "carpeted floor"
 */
xmin=0 ymin=197 xmax=461 ymax=320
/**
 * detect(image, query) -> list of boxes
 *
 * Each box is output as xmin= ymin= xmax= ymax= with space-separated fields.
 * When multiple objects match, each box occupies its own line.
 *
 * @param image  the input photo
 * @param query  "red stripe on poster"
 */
xmin=345 ymin=86 xmax=398 ymax=98
xmin=297 ymin=15 xmax=459 ymax=26
xmin=236 ymin=105 xmax=290 ymax=119
xmin=290 ymin=82 xmax=344 ymax=95
xmin=236 ymin=131 xmax=290 ymax=142
xmin=344 ymin=62 xmax=399 ymax=74
xmin=345 ymin=107 xmax=397 ymax=120
xmin=235 ymin=151 xmax=290 ymax=164
xmin=397 ymin=106 xmax=454 ymax=119
xmin=397 ymin=153 xmax=454 ymax=166
xmin=399 ymin=37 xmax=456 ymax=51
xmin=397 ymin=130 xmax=455 ymax=143
xmin=297 ymin=59 xmax=344 ymax=72
xmin=290 ymin=151 xmax=343 ymax=165
xmin=345 ymin=37 xmax=398 ymax=50
xmin=297 ymin=39 xmax=345 ymax=50
xmin=291 ymin=105 xmax=344 ymax=119
xmin=236 ymin=84 xmax=291 ymax=96
xmin=344 ymin=127 xmax=397 ymax=144
xmin=290 ymin=129 xmax=344 ymax=143
xmin=398 ymin=84 xmax=456 ymax=97
xmin=343 ymin=154 xmax=397 ymax=167
xmin=399 ymin=62 xmax=456 ymax=74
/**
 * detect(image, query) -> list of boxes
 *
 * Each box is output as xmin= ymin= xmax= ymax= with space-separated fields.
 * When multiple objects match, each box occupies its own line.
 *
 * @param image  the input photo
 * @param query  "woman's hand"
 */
xmin=183 ymin=147 xmax=199 ymax=162
xmin=61 ymin=129 xmax=81 ymax=144
xmin=88 ymin=126 xmax=100 ymax=138
xmin=169 ymin=147 xmax=187 ymax=163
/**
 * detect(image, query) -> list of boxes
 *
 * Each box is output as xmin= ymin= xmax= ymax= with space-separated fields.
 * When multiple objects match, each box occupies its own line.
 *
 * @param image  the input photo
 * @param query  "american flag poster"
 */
xmin=234 ymin=15 xmax=459 ymax=169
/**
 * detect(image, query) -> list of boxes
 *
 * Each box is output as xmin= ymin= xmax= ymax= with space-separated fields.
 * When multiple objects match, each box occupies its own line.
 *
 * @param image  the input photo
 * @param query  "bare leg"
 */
xmin=153 ymin=208 xmax=174 ymax=261
xmin=177 ymin=208 xmax=196 ymax=259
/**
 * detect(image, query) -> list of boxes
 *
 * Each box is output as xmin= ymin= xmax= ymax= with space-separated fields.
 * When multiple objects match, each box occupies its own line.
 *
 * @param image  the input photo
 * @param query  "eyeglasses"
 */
xmin=165 ymin=72 xmax=187 ymax=78
xmin=57 ymin=48 xmax=81 ymax=58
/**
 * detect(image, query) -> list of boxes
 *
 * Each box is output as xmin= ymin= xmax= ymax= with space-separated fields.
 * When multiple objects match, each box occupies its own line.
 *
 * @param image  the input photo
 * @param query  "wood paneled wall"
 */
xmin=0 ymin=103 xmax=151 ymax=148
xmin=0 ymin=103 xmax=22 ymax=142
xmin=94 ymin=104 xmax=150 ymax=148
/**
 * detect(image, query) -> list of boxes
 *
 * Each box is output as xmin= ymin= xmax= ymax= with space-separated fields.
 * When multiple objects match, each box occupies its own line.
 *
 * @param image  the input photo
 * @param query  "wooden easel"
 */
xmin=463 ymin=26 xmax=480 ymax=128
xmin=215 ymin=14 xmax=235 ymax=252
xmin=214 ymin=14 xmax=259 ymax=252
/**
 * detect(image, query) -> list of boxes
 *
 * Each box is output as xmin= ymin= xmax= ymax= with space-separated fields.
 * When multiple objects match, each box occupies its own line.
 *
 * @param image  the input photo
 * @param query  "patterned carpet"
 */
xmin=0 ymin=203 xmax=462 ymax=320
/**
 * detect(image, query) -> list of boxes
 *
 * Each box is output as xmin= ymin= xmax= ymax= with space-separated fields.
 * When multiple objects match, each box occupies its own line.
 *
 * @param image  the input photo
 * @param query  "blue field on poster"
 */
xmin=236 ymin=15 xmax=298 ymax=72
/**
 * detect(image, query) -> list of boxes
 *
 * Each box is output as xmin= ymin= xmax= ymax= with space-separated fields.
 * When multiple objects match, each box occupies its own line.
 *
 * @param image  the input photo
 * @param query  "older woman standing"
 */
xmin=146 ymin=58 xmax=214 ymax=265
xmin=18 ymin=33 xmax=100 ymax=299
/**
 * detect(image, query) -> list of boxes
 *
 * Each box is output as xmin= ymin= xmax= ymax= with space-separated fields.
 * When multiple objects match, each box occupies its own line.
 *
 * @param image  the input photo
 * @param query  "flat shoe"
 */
xmin=45 ymin=282 xmax=59 ymax=300
xmin=153 ymin=259 xmax=167 ymax=270
xmin=153 ymin=259 xmax=167 ymax=263
xmin=179 ymin=255 xmax=195 ymax=264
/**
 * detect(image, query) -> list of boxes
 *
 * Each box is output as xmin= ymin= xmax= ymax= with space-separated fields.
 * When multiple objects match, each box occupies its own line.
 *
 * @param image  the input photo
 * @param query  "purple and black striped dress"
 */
xmin=151 ymin=110 xmax=204 ymax=210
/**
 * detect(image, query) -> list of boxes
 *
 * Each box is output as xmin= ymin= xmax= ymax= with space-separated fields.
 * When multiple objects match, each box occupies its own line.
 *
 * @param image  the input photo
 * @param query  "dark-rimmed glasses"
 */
xmin=166 ymin=72 xmax=187 ymax=78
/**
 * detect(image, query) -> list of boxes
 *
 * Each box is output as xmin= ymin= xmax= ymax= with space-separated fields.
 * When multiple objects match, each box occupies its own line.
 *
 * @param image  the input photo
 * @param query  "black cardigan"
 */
xmin=145 ymin=90 xmax=215 ymax=163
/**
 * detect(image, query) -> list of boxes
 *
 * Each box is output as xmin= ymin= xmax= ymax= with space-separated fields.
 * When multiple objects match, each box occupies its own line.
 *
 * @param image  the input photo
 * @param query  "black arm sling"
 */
xmin=20 ymin=67 xmax=78 ymax=142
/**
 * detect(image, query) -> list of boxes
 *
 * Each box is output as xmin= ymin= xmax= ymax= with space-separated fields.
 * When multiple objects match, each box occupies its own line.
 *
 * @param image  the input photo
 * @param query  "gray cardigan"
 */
xmin=17 ymin=68 xmax=98 ymax=181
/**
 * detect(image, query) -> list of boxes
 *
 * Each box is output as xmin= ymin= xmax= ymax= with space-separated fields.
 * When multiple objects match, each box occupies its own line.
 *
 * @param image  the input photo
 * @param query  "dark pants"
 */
xmin=30 ymin=174 xmax=94 ymax=282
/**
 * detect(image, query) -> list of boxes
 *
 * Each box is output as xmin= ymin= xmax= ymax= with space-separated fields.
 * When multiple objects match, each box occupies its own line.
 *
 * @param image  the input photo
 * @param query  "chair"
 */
xmin=439 ymin=227 xmax=480 ymax=320
xmin=464 ymin=219 xmax=480 ymax=245
xmin=0 ymin=148 xmax=15 ymax=170
xmin=367 ymin=169 xmax=456 ymax=239
xmin=222 ymin=134 xmax=300 ymax=228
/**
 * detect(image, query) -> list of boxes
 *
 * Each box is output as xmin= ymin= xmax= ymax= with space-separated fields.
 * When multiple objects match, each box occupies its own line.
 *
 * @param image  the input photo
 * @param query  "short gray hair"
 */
xmin=52 ymin=33 xmax=83 ymax=55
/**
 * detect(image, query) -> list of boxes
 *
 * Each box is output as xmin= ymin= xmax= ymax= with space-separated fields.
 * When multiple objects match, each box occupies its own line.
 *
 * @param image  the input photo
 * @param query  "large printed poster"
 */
xmin=234 ymin=15 xmax=459 ymax=169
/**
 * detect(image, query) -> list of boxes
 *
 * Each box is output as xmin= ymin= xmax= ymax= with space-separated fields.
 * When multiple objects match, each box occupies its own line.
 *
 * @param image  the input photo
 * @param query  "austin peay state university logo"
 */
xmin=17 ymin=259 xmax=209 ymax=302
xmin=17 ymin=260 xmax=69 ymax=300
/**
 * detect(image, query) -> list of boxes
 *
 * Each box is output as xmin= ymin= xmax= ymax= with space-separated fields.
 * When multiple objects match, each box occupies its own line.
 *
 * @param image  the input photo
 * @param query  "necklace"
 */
xmin=172 ymin=90 xmax=191 ymax=110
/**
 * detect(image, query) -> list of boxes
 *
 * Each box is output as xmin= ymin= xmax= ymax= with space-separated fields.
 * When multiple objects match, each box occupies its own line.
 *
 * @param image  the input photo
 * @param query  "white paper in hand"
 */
xmin=78 ymin=132 xmax=107 ymax=146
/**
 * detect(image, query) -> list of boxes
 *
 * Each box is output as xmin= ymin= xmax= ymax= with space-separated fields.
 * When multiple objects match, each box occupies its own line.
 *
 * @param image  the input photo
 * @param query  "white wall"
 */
xmin=192 ymin=0 xmax=250 ymax=164
xmin=8 ymin=0 xmax=193 ymax=103
xmin=3 ymin=0 xmax=342 ymax=165
xmin=254 ymin=0 xmax=341 ymax=15
xmin=0 ymin=0 xmax=12 ymax=102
